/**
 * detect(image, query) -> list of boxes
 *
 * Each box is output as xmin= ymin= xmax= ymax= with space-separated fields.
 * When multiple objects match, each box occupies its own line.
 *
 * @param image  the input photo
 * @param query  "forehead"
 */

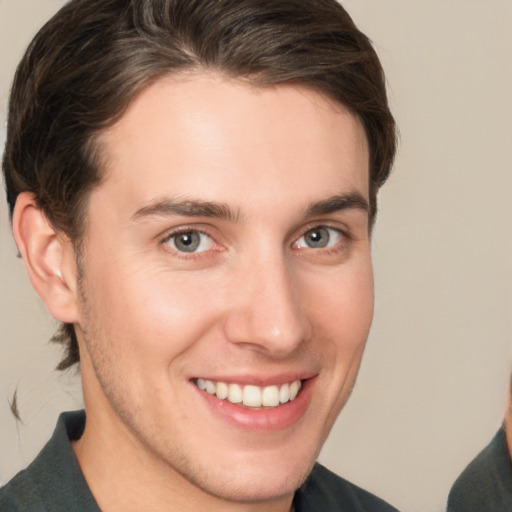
xmin=94 ymin=74 xmax=369 ymax=217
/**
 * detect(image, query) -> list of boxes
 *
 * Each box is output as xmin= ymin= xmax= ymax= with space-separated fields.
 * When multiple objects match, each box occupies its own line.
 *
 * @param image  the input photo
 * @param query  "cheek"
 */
xmin=83 ymin=263 xmax=225 ymax=365
xmin=305 ymin=262 xmax=374 ymax=344
xmin=298 ymin=264 xmax=373 ymax=440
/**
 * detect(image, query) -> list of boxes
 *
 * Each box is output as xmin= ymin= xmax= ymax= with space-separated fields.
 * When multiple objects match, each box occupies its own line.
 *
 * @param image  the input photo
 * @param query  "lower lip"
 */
xmin=193 ymin=378 xmax=315 ymax=433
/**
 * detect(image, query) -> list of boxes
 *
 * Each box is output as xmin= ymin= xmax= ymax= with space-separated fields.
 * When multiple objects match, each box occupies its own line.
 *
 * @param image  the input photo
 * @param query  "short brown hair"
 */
xmin=3 ymin=0 xmax=397 ymax=369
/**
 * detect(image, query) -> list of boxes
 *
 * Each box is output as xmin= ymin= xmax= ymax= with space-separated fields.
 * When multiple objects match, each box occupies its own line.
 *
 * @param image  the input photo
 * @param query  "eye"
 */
xmin=164 ymin=230 xmax=214 ymax=253
xmin=295 ymin=226 xmax=343 ymax=249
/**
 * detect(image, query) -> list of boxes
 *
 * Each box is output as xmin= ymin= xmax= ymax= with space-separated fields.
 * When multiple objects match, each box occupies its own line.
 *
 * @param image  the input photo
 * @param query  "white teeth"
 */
xmin=279 ymin=383 xmax=290 ymax=404
xmin=216 ymin=382 xmax=228 ymax=400
xmin=205 ymin=380 xmax=216 ymax=395
xmin=262 ymin=385 xmax=280 ymax=407
xmin=228 ymin=383 xmax=243 ymax=403
xmin=289 ymin=380 xmax=300 ymax=401
xmin=196 ymin=379 xmax=302 ymax=408
xmin=243 ymin=385 xmax=262 ymax=407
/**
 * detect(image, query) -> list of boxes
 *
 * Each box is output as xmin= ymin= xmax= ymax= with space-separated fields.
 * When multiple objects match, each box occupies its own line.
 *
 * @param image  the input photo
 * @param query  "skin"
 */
xmin=505 ymin=394 xmax=512 ymax=455
xmin=14 ymin=74 xmax=373 ymax=512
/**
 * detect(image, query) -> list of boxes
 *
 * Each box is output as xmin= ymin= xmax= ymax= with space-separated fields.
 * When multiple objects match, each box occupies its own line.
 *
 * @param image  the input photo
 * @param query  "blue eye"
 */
xmin=166 ymin=230 xmax=214 ymax=253
xmin=296 ymin=227 xmax=342 ymax=249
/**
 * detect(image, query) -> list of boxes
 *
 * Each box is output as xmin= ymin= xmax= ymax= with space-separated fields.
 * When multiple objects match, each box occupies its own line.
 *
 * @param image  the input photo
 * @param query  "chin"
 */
xmin=179 ymin=446 xmax=317 ymax=504
xmin=199 ymin=466 xmax=311 ymax=504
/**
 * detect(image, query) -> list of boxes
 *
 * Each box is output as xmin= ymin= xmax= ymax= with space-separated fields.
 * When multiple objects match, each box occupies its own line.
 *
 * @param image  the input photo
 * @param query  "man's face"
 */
xmin=74 ymin=74 xmax=373 ymax=504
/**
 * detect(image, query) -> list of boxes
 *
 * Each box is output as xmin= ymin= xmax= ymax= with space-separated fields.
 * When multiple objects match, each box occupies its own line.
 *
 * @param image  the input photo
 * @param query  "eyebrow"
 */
xmin=132 ymin=198 xmax=239 ymax=222
xmin=131 ymin=192 xmax=368 ymax=223
xmin=306 ymin=192 xmax=369 ymax=217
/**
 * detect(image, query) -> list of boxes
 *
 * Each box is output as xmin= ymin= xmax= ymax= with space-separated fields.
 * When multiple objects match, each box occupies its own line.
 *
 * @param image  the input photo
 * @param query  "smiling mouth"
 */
xmin=195 ymin=378 xmax=302 ymax=408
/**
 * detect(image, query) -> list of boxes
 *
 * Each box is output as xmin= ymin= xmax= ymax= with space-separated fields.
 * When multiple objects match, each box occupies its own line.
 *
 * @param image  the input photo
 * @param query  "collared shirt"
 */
xmin=1 ymin=410 xmax=399 ymax=511
xmin=447 ymin=427 xmax=512 ymax=512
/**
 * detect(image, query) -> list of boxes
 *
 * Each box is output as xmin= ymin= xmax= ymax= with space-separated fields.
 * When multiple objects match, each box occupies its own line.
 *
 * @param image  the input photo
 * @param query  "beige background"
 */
xmin=1 ymin=1 xmax=511 ymax=511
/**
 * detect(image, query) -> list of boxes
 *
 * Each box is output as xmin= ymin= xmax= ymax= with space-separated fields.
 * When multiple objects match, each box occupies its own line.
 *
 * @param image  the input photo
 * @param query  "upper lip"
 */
xmin=190 ymin=373 xmax=317 ymax=387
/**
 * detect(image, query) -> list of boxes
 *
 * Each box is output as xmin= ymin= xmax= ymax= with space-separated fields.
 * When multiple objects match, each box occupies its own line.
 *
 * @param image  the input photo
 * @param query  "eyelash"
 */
xmin=294 ymin=225 xmax=348 ymax=252
xmin=160 ymin=228 xmax=219 ymax=259
xmin=159 ymin=224 xmax=349 ymax=258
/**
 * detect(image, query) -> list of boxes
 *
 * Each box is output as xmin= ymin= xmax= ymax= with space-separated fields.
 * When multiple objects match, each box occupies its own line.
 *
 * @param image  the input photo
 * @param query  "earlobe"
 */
xmin=12 ymin=192 xmax=80 ymax=324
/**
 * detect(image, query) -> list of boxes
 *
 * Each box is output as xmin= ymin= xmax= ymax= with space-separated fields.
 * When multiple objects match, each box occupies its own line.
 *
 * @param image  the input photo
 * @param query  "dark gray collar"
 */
xmin=26 ymin=410 xmax=100 ymax=511
xmin=448 ymin=426 xmax=512 ymax=512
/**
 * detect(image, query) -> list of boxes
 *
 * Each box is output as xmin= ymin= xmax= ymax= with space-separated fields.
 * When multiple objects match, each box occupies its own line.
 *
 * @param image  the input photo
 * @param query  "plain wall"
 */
xmin=1 ymin=1 xmax=511 ymax=511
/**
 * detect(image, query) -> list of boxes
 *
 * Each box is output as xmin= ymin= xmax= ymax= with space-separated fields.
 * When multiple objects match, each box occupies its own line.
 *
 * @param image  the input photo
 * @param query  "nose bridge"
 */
xmin=225 ymin=249 xmax=310 ymax=356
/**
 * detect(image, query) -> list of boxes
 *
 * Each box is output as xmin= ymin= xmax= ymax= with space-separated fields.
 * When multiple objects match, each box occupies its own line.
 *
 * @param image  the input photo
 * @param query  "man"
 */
xmin=0 ymin=0 xmax=397 ymax=510
xmin=448 ymin=387 xmax=512 ymax=511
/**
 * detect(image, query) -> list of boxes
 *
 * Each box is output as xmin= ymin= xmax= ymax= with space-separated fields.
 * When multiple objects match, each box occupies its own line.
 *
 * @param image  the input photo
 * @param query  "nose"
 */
xmin=223 ymin=253 xmax=311 ymax=357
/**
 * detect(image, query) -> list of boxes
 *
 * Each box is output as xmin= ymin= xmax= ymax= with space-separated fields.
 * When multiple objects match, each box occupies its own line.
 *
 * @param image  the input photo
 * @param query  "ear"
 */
xmin=12 ymin=192 xmax=80 ymax=323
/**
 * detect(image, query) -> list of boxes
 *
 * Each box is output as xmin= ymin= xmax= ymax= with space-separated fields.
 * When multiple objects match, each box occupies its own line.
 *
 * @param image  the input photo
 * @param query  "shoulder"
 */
xmin=448 ymin=428 xmax=512 ymax=512
xmin=0 ymin=410 xmax=99 ymax=512
xmin=0 ymin=467 xmax=45 ymax=512
xmin=294 ymin=463 xmax=400 ymax=512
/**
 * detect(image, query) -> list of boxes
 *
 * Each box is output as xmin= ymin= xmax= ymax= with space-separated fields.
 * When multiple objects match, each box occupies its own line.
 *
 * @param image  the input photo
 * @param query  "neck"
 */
xmin=505 ymin=397 xmax=512 ymax=457
xmin=72 ymin=406 xmax=294 ymax=512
